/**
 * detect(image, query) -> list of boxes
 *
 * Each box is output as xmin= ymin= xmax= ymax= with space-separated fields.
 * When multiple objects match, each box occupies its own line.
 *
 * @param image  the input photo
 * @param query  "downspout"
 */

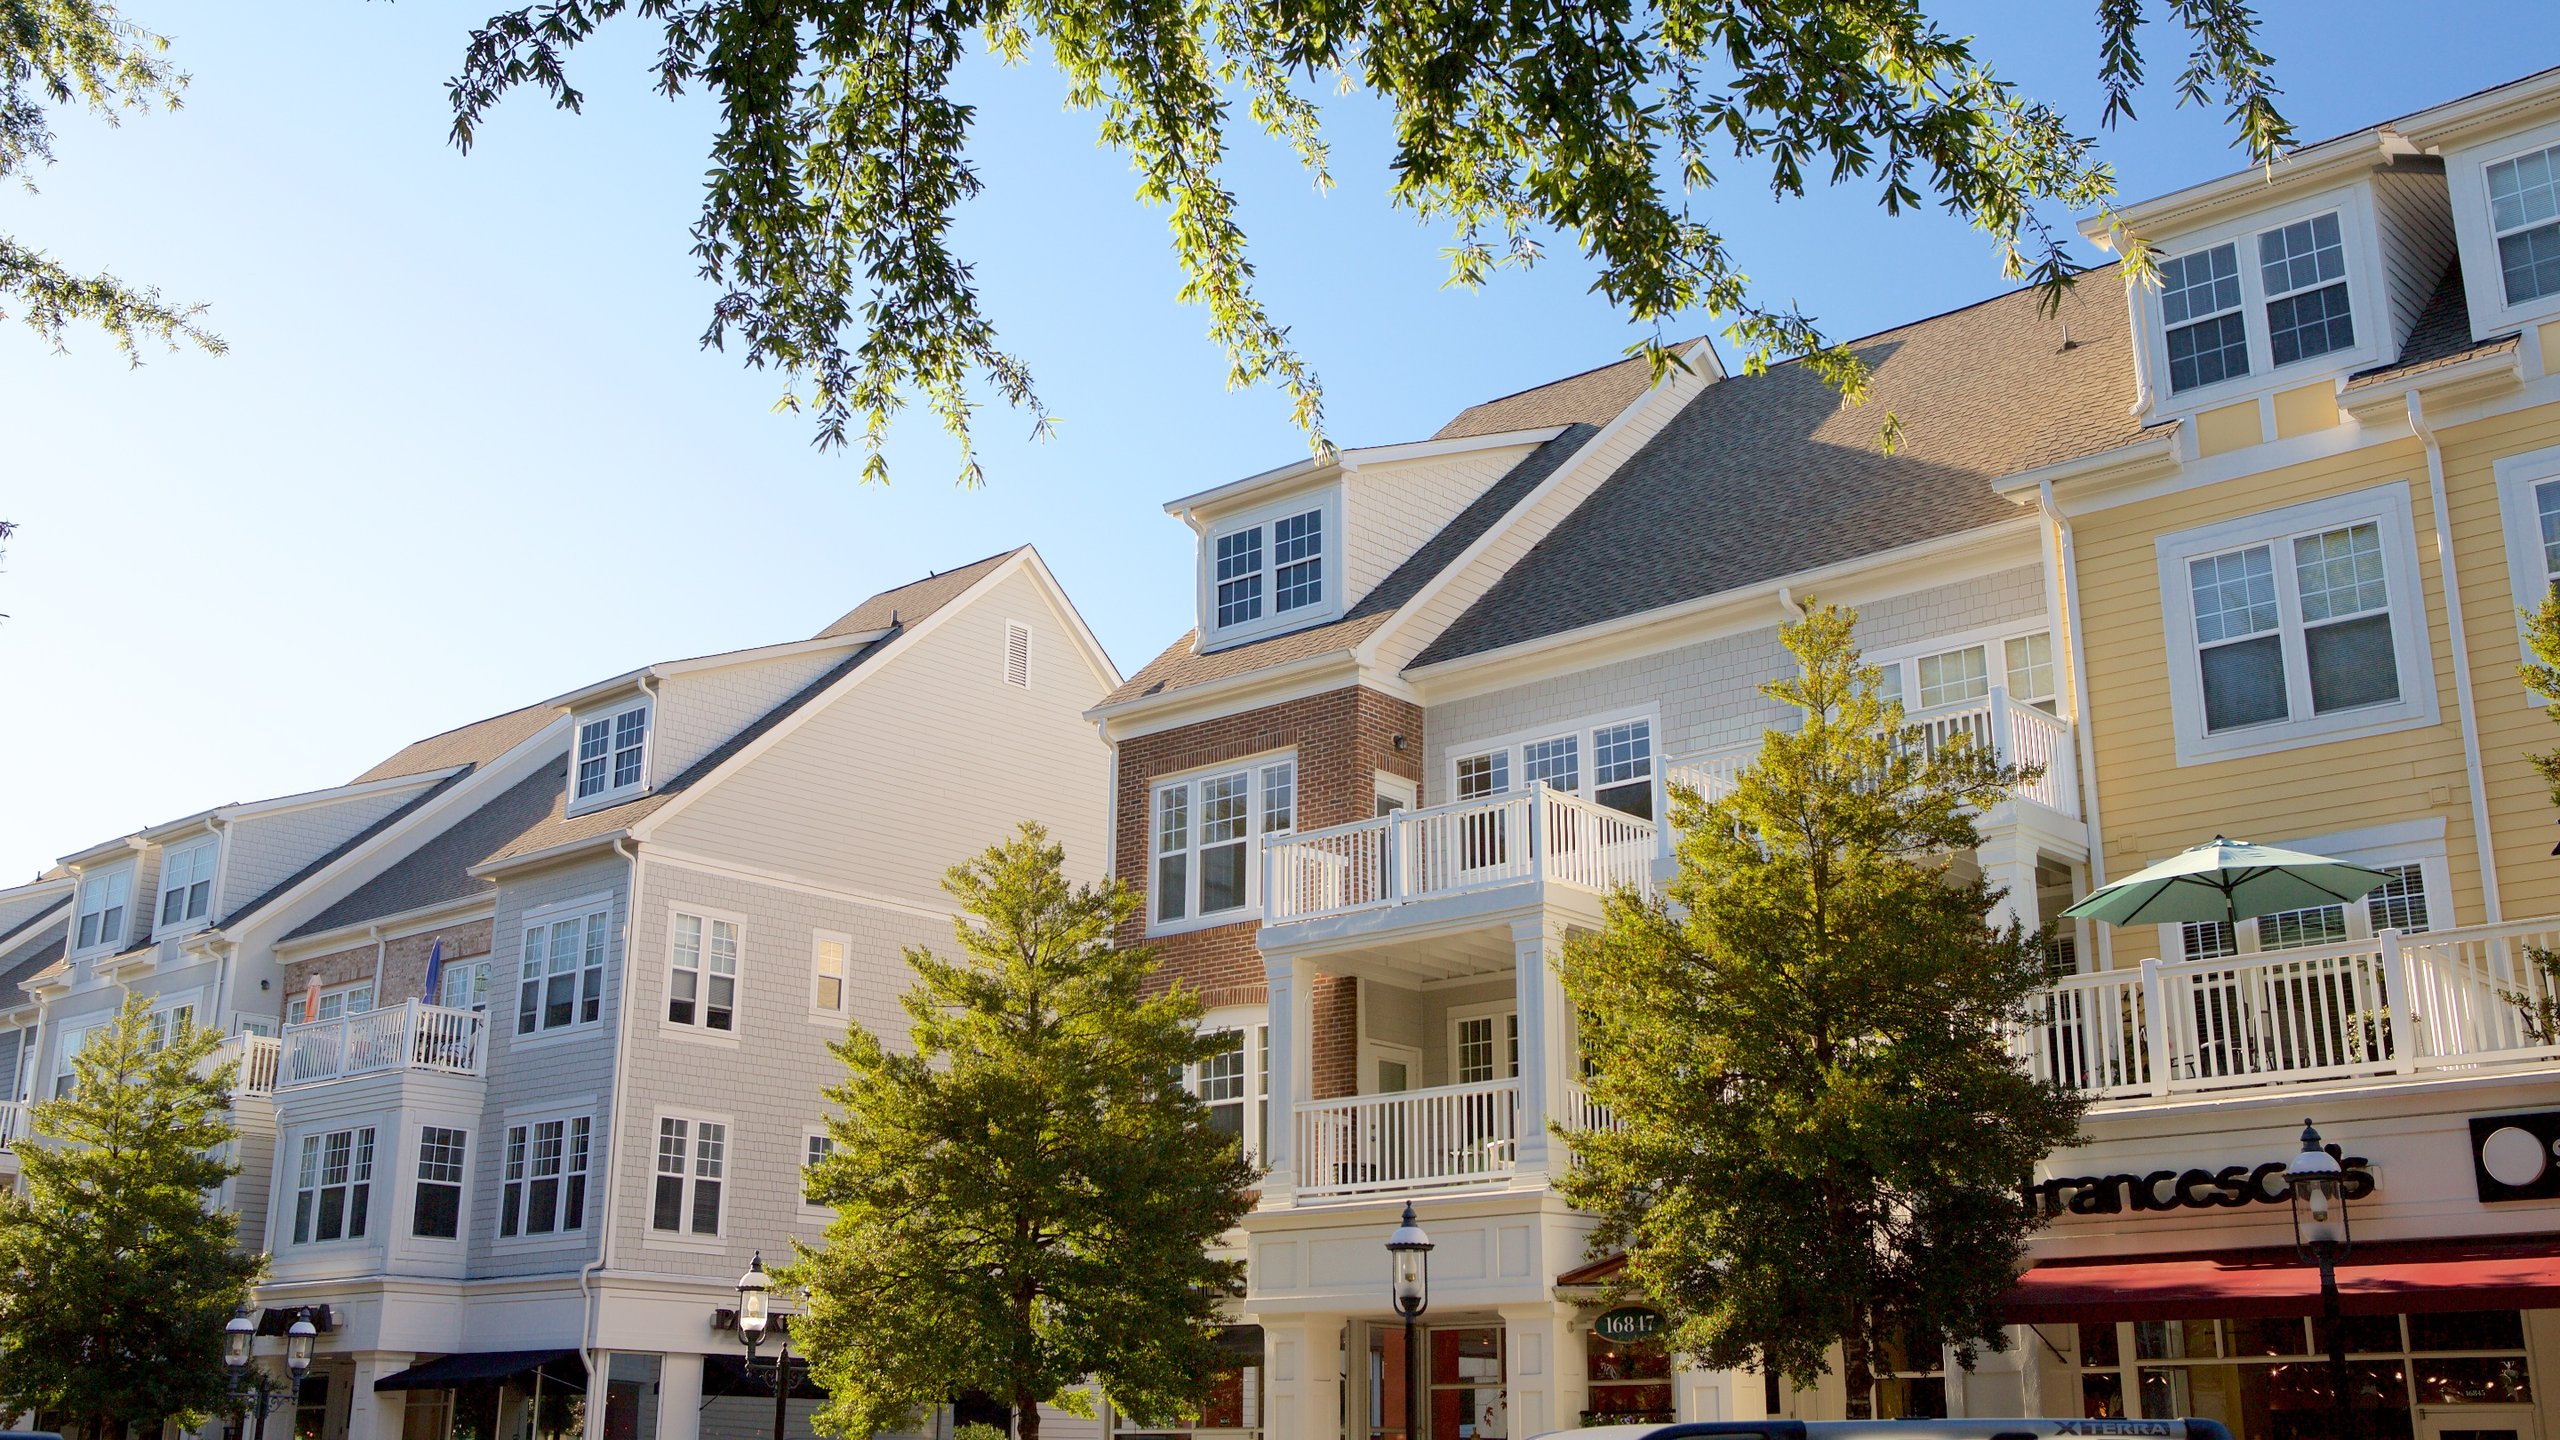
xmin=1775 ymin=586 xmax=1805 ymax=619
xmin=204 ymin=814 xmax=235 ymax=1028
xmin=1096 ymin=718 xmax=1121 ymax=884
xmin=2040 ymin=480 xmax=2111 ymax=963
xmin=581 ymin=834 xmax=646 ymax=1438
xmin=367 ymin=924 xmax=387 ymax=999
xmin=2121 ymin=279 xmax=2156 ymax=419
xmin=2407 ymin=390 xmax=2503 ymax=923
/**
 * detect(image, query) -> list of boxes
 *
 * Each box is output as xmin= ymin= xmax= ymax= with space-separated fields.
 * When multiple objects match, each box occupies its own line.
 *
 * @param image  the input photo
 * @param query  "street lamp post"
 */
xmin=2284 ymin=1120 xmax=2354 ymax=1439
xmin=738 ymin=1253 xmax=791 ymax=1440
xmin=222 ymin=1307 xmax=275 ymax=1440
xmin=1387 ymin=1204 xmax=1434 ymax=1440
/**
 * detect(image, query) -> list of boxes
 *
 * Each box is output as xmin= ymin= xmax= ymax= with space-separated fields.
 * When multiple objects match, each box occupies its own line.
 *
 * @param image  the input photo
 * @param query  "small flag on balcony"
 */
xmin=300 ymin=971 xmax=321 ymax=1026
xmin=421 ymin=938 xmax=445 ymax=1005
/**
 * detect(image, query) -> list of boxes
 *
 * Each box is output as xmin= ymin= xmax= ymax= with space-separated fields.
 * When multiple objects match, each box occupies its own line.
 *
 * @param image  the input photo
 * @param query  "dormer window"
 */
xmin=2163 ymin=244 xmax=2249 ymax=393
xmin=1202 ymin=490 xmax=1341 ymax=646
xmin=74 ymin=867 xmax=132 ymax=952
xmin=157 ymin=837 xmax=217 ymax=930
xmin=2153 ymin=199 xmax=2368 ymax=402
xmin=2258 ymin=214 xmax=2354 ymax=366
xmin=2487 ymin=142 xmax=2560 ymax=305
xmin=573 ymin=703 xmax=649 ymax=804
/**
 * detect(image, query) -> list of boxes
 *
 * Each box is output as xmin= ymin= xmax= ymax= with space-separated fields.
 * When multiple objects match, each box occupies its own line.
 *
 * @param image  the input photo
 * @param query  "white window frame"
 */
xmin=516 ymin=899 xmax=611 ymax=1039
xmin=2159 ymin=819 xmax=2451 ymax=961
xmin=665 ymin=906 xmax=745 ymax=1039
xmin=495 ymin=1110 xmax=591 ymax=1243
xmin=71 ymin=864 xmax=134 ymax=955
xmin=51 ymin=1021 xmax=99 ymax=1098
xmin=648 ymin=1111 xmax=732 ymax=1246
xmin=144 ymin=999 xmax=198 ymax=1052
xmin=156 ymin=836 xmax=219 ymax=934
xmin=801 ymin=1129 xmax=838 ymax=1219
xmin=289 ymin=1124 xmax=378 ymax=1246
xmin=2449 ymin=115 xmax=2560 ymax=337
xmin=568 ymin=701 xmax=651 ymax=811
xmin=1005 ymin=621 xmax=1033 ymax=689
xmin=2493 ymin=443 xmax=2560 ymax=705
xmin=1148 ymin=752 xmax=1298 ymax=937
xmin=438 ymin=957 xmax=493 ymax=1012
xmin=2154 ymin=482 xmax=2436 ymax=765
xmin=1865 ymin=621 xmax=2063 ymax=716
xmin=286 ymin=981 xmax=375 ymax=1027
xmin=1446 ymin=708 xmax=1661 ymax=821
xmin=1198 ymin=487 xmax=1344 ymax=648
xmin=1185 ymin=1010 xmax=1270 ymax=1169
xmin=1447 ymin=1001 xmax=1521 ymax=1086
xmin=810 ymin=929 xmax=851 ymax=1020
xmin=410 ymin=1124 xmax=470 ymax=1242
xmin=2140 ymin=186 xmax=2385 ymax=417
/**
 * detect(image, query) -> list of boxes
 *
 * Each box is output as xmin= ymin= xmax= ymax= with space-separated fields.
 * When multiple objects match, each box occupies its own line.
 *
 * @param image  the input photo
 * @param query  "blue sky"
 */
xmin=4 ymin=4 xmax=2554 ymax=879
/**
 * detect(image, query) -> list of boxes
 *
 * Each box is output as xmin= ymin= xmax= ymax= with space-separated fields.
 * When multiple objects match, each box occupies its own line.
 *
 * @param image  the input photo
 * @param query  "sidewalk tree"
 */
xmin=2503 ymin=590 xmax=2560 ymax=1037
xmin=0 ymin=993 xmax=263 ymax=1440
xmin=4 ymin=4 xmax=224 ymax=359
xmin=1557 ymin=601 xmax=2084 ymax=1402
xmin=438 ymin=3 xmax=2287 ymax=481
xmin=790 ymin=823 xmax=1256 ymax=1440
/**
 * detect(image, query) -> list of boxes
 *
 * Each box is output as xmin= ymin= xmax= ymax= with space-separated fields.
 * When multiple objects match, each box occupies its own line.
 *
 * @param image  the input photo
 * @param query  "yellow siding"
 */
xmin=2541 ymin=320 xmax=2560 ymax=367
xmin=2195 ymin=401 xmax=2264 ymax=457
xmin=2272 ymin=384 xmax=2340 ymax=440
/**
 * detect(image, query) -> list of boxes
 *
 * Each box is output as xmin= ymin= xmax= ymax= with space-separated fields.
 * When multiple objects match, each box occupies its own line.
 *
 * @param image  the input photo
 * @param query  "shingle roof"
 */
xmin=1433 ymin=350 xmax=1682 ymax=440
xmin=1412 ymin=270 xmax=2146 ymax=668
xmin=2345 ymin=261 xmax=2521 ymax=391
xmin=286 ymin=761 xmax=569 ymax=940
xmin=212 ymin=773 xmax=470 ymax=931
xmin=0 ymin=912 xmax=67 ymax=1011
xmin=1098 ymin=426 xmax=1600 ymax=708
xmin=814 ymin=547 xmax=1024 ymax=639
xmin=353 ymin=703 xmax=559 ymax=786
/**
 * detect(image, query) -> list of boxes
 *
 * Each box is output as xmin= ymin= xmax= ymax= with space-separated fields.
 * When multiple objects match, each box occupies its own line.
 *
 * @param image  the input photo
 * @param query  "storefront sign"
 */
xmin=1592 ymin=1306 xmax=1663 ymax=1341
xmin=2021 ymin=1145 xmax=2375 ymax=1218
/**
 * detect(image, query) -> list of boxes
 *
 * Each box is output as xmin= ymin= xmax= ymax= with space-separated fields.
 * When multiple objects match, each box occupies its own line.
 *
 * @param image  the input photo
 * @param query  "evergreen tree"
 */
xmin=2501 ymin=590 xmax=2560 ymax=1037
xmin=0 ymin=994 xmax=264 ymax=1440
xmin=1557 ymin=602 xmax=2084 ymax=1402
xmin=790 ymin=824 xmax=1256 ymax=1440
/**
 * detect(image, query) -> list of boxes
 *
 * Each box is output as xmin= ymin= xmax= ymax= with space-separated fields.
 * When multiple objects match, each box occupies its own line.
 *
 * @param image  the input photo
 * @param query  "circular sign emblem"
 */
xmin=2482 ymin=1125 xmax=2549 ymax=1188
xmin=1594 ymin=1306 xmax=1663 ymax=1341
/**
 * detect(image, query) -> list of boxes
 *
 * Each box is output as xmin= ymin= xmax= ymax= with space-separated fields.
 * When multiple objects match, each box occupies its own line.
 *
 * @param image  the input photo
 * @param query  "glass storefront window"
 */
xmin=1117 ymin=1359 xmax=1263 ymax=1440
xmin=1428 ymin=1328 xmax=1504 ymax=1440
xmin=2075 ymin=1311 xmax=2533 ymax=1438
xmin=1585 ymin=1335 xmax=1672 ymax=1425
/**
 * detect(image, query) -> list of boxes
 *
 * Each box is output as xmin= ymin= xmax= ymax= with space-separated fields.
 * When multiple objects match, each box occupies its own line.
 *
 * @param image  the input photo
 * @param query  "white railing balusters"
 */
xmin=277 ymin=1001 xmax=487 ymax=1090
xmin=1263 ymin=784 xmax=1656 ymax=924
xmin=0 ymin=1099 xmax=26 ymax=1151
xmin=1296 ymin=1080 xmax=1520 ymax=1197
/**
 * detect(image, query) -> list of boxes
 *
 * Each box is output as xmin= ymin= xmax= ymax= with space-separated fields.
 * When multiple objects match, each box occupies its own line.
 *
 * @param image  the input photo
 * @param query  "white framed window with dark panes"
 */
xmin=2148 ymin=195 xmax=2375 ymax=403
xmin=1870 ymin=627 xmax=2058 ymax=716
xmin=1186 ymin=1016 xmax=1270 ymax=1167
xmin=810 ymin=929 xmax=850 ymax=1019
xmin=72 ymin=865 xmax=131 ymax=953
xmin=1199 ymin=490 xmax=1340 ymax=647
xmin=651 ymin=1115 xmax=727 ymax=1238
xmin=2494 ymin=444 xmax=2560 ymax=691
xmin=156 ymin=836 xmax=217 ymax=932
xmin=288 ymin=981 xmax=373 ymax=1026
xmin=517 ymin=903 xmax=609 ymax=1037
xmin=1150 ymin=756 xmax=1295 ymax=933
xmin=1449 ymin=1004 xmax=1520 ymax=1084
xmin=1451 ymin=714 xmax=1658 ymax=821
xmin=2155 ymin=484 xmax=2434 ymax=764
xmin=2168 ymin=825 xmax=2449 ymax=962
xmin=571 ymin=702 xmax=650 ymax=806
xmin=802 ymin=1131 xmax=838 ymax=1216
xmin=666 ymin=909 xmax=742 ymax=1034
xmin=412 ymin=1126 xmax=468 ymax=1240
xmin=497 ymin=1114 xmax=590 ymax=1239
xmin=2487 ymin=139 xmax=2560 ymax=308
xmin=291 ymin=1125 xmax=375 ymax=1245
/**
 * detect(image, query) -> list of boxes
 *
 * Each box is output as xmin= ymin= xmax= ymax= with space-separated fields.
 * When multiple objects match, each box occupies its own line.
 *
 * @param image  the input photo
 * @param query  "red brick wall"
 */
xmin=1113 ymin=684 xmax=1424 ymax=1098
xmin=281 ymin=919 xmax=494 ymax=1014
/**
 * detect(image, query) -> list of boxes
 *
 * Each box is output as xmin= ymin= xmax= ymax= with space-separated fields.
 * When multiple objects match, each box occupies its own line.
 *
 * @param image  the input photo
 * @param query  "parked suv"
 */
xmin=1551 ymin=1424 xmax=2234 ymax=1439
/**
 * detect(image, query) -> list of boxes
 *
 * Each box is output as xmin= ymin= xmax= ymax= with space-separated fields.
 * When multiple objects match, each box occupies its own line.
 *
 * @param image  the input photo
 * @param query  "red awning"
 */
xmin=2004 ymin=1235 xmax=2560 ymax=1322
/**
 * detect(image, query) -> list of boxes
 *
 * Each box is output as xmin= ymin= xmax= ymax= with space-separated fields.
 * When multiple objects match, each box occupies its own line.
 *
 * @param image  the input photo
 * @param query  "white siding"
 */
xmin=2374 ymin=167 xmax=2458 ymax=358
xmin=219 ymin=786 xmax=432 ymax=921
xmin=0 ymin=890 xmax=68 ymax=943
xmin=1343 ymin=447 xmax=1538 ymax=609
xmin=651 ymin=647 xmax=854 ymax=785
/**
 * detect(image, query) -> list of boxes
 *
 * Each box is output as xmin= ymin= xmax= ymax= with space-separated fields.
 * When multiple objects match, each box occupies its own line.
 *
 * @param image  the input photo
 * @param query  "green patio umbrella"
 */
xmin=2060 ymin=835 xmax=2395 ymax=928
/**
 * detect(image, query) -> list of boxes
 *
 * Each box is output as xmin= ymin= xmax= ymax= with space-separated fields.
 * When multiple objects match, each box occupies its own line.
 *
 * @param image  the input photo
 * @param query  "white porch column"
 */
xmin=1263 ymin=955 xmax=1318 ymax=1204
xmin=657 ymin=1352 xmax=706 ymax=1440
xmin=1675 ymin=1363 xmax=1734 ymax=1423
xmin=1498 ymin=1304 xmax=1583 ymax=1438
xmin=1262 ymin=1314 xmax=1345 ymax=1440
xmin=1979 ymin=832 xmax=2041 ymax=936
xmin=343 ymin=1353 xmax=411 ymax=1440
xmin=1508 ymin=919 xmax=1566 ymax=1180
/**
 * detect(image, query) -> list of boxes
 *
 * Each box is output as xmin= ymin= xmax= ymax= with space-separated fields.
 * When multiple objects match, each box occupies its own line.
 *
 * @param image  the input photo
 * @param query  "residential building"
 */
xmin=1093 ymin=65 xmax=2560 ymax=1440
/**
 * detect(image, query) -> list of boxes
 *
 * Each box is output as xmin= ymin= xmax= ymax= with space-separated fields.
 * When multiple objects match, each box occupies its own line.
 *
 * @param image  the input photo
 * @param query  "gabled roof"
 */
xmin=2345 ymin=261 xmax=2523 ymax=392
xmin=1097 ymin=426 xmax=1601 ymax=709
xmin=287 ymin=760 xmax=569 ymax=940
xmin=0 ymin=911 xmax=67 ymax=1013
xmin=1433 ymin=345 xmax=1701 ymax=441
xmin=814 ymin=548 xmax=1024 ymax=640
xmin=210 ymin=771 xmax=479 ymax=931
xmin=1412 ymin=270 xmax=2144 ymax=668
xmin=354 ymin=703 xmax=560 ymax=786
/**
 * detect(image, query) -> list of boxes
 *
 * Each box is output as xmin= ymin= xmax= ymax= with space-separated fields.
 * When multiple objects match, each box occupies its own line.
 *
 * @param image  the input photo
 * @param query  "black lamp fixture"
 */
xmin=736 ymin=1252 xmax=792 ymax=1440
xmin=1386 ymin=1203 xmax=1434 ymax=1440
xmin=284 ymin=1308 xmax=318 ymax=1380
xmin=2284 ymin=1120 xmax=2354 ymax=1439
xmin=223 ymin=1304 xmax=290 ymax=1440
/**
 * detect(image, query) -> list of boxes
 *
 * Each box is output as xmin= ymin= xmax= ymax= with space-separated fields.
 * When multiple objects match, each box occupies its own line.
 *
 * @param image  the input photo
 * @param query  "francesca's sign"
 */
xmin=1593 ymin=1306 xmax=1663 ymax=1341
xmin=2021 ymin=1146 xmax=2375 ymax=1219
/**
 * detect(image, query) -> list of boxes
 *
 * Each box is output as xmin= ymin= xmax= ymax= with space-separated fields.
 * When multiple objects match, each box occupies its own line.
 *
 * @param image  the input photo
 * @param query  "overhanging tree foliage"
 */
xmin=441 ymin=1 xmax=2288 ymax=480
xmin=789 ymin=823 xmax=1256 ymax=1440
xmin=3 ymin=3 xmax=223 ymax=359
xmin=0 ymin=993 xmax=264 ymax=1440
xmin=1556 ymin=602 xmax=2084 ymax=1408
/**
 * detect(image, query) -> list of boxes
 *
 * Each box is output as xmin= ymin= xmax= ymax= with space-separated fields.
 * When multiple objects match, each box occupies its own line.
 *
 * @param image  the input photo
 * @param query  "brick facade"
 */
xmin=1113 ymin=683 xmax=1424 ymax=1097
xmin=281 ymin=918 xmax=494 ymax=1010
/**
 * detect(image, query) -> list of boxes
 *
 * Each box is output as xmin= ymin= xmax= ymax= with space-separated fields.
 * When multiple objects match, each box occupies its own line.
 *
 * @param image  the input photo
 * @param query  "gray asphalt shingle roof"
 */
xmin=286 ymin=761 xmax=570 ymax=940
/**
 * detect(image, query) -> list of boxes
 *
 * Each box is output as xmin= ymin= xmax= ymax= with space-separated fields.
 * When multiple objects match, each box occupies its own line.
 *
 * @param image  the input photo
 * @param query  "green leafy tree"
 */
xmin=439 ymin=2 xmax=2288 ymax=481
xmin=790 ymin=823 xmax=1256 ymax=1440
xmin=2502 ymin=590 xmax=2560 ymax=1038
xmin=1557 ymin=601 xmax=2084 ymax=1404
xmin=4 ymin=4 xmax=223 ymax=359
xmin=0 ymin=994 xmax=264 ymax=1440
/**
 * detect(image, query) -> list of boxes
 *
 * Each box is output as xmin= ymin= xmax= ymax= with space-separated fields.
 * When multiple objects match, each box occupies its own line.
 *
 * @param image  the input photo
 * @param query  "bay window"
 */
xmin=1152 ymin=758 xmax=1295 ymax=929
xmin=292 ymin=1126 xmax=375 ymax=1244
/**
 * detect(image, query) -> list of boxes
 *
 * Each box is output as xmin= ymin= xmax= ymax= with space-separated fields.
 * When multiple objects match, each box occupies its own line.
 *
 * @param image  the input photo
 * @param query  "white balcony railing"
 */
xmin=1265 ymin=784 xmax=1657 ymax=925
xmin=279 ymin=1001 xmax=487 ymax=1090
xmin=1296 ymin=1079 xmax=1520 ymax=1197
xmin=1561 ymin=1076 xmax=1622 ymax=1135
xmin=1665 ymin=687 xmax=2079 ymax=820
xmin=0 ymin=1099 xmax=26 ymax=1151
xmin=2018 ymin=916 xmax=2560 ymax=1102
xmin=221 ymin=1034 xmax=282 ymax=1099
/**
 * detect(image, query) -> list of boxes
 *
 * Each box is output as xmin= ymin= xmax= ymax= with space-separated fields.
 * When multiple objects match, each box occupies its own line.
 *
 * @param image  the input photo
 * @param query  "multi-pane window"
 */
xmin=73 ymin=868 xmax=130 ymax=951
xmin=652 ymin=1117 xmax=725 ymax=1235
xmin=2176 ymin=862 xmax=2434 ymax=959
xmin=2258 ymin=213 xmax=2354 ymax=365
xmin=288 ymin=983 xmax=373 ymax=1026
xmin=518 ymin=909 xmax=608 ymax=1035
xmin=2180 ymin=920 xmax=2238 ymax=961
xmin=2489 ymin=142 xmax=2560 ymax=306
xmin=1592 ymin=722 xmax=1654 ymax=819
xmin=439 ymin=959 xmax=491 ymax=1012
xmin=2004 ymin=632 xmax=2058 ymax=709
xmin=2161 ymin=243 xmax=2249 ymax=393
xmin=2539 ymin=478 xmax=2560 ymax=588
xmin=1215 ymin=526 xmax=1264 ymax=628
xmin=1458 ymin=720 xmax=1656 ymax=820
xmin=574 ymin=705 xmax=649 ymax=802
xmin=668 ymin=912 xmax=740 ymax=1031
xmin=1208 ymin=506 xmax=1328 ymax=636
xmin=158 ymin=839 xmax=217 ymax=929
xmin=1151 ymin=760 xmax=1295 ymax=926
xmin=1522 ymin=735 xmax=1579 ymax=793
xmin=413 ymin=1127 xmax=467 ymax=1239
xmin=2255 ymin=904 xmax=2349 ymax=951
xmin=292 ymin=1126 xmax=375 ymax=1244
xmin=1915 ymin=645 xmax=1991 ymax=710
xmin=145 ymin=1004 xmax=195 ymax=1051
xmin=2190 ymin=546 xmax=2285 ymax=731
xmin=1272 ymin=510 xmax=1324 ymax=612
xmin=2293 ymin=522 xmax=2399 ymax=713
xmin=1455 ymin=751 xmax=1509 ymax=801
xmin=812 ymin=932 xmax=848 ymax=1015
xmin=499 ymin=1116 xmax=591 ymax=1238
xmin=51 ymin=1024 xmax=96 ymax=1099
xmin=1193 ymin=1029 xmax=1249 ymax=1141
xmin=2185 ymin=519 xmax=2400 ymax=735
xmin=2368 ymin=863 xmax=2432 ymax=932
xmin=1454 ymin=1012 xmax=1519 ymax=1084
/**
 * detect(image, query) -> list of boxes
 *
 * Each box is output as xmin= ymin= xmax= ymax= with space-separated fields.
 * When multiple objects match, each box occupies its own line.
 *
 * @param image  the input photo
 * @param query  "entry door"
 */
xmin=1374 ymin=1042 xmax=1421 ymax=1093
xmin=2418 ymin=1405 xmax=2539 ymax=1440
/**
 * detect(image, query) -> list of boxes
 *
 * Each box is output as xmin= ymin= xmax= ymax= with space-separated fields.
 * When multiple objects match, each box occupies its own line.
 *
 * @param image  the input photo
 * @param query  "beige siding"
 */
xmin=2373 ymin=168 xmax=2458 ymax=356
xmin=651 ymin=647 xmax=851 ymax=784
xmin=219 ymin=786 xmax=428 ymax=919
xmin=651 ymin=565 xmax=1115 ymax=902
xmin=1343 ymin=447 xmax=1534 ymax=609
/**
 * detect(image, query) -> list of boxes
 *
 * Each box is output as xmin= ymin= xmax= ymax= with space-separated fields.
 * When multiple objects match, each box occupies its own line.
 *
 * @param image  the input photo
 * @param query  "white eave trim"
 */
xmin=540 ymin=631 xmax=887 ymax=715
xmin=1992 ymin=431 xmax=2184 ymax=500
xmin=1161 ymin=426 xmax=1569 ymax=521
xmin=1082 ymin=647 xmax=1363 ymax=728
xmin=277 ymin=894 xmax=500 ymax=960
xmin=466 ymin=830 xmax=631 ymax=879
